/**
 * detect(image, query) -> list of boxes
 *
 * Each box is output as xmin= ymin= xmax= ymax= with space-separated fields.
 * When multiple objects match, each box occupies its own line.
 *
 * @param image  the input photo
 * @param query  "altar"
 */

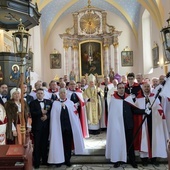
xmin=59 ymin=1 xmax=122 ymax=80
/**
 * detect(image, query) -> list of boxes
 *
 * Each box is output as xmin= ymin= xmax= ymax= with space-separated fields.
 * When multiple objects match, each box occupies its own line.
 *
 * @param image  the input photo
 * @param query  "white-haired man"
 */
xmin=29 ymin=80 xmax=51 ymax=100
xmin=83 ymin=74 xmax=104 ymax=134
xmin=48 ymin=88 xmax=84 ymax=167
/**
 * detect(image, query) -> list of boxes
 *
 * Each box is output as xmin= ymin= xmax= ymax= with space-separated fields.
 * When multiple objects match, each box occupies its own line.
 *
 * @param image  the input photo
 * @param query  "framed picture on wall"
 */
xmin=152 ymin=44 xmax=159 ymax=68
xmin=121 ymin=51 xmax=133 ymax=67
xmin=50 ymin=53 xmax=61 ymax=69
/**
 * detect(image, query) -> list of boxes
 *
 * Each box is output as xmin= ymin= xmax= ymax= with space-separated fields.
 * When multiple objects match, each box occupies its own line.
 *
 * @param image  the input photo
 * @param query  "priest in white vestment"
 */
xmin=48 ymin=88 xmax=84 ymax=166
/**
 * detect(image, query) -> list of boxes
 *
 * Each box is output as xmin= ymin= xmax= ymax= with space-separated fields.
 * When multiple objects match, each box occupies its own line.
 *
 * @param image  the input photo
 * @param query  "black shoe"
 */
xmin=131 ymin=162 xmax=138 ymax=168
xmin=34 ymin=165 xmax=39 ymax=169
xmin=141 ymin=158 xmax=148 ymax=167
xmin=65 ymin=161 xmax=72 ymax=167
xmin=152 ymin=161 xmax=159 ymax=167
xmin=142 ymin=162 xmax=148 ymax=166
xmin=41 ymin=162 xmax=49 ymax=166
xmin=55 ymin=163 xmax=62 ymax=167
xmin=114 ymin=162 xmax=120 ymax=168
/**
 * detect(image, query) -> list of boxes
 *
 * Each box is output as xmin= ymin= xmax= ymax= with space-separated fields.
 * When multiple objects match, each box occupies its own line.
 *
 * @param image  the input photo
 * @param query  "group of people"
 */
xmin=0 ymin=71 xmax=169 ymax=169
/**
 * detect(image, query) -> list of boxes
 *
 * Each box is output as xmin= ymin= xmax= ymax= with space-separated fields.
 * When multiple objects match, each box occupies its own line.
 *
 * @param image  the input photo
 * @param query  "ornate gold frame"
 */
xmin=79 ymin=40 xmax=103 ymax=78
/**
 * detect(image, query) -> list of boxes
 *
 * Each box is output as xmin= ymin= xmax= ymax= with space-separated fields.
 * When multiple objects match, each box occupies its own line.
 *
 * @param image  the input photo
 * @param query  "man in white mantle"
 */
xmin=48 ymin=88 xmax=84 ymax=167
xmin=67 ymin=80 xmax=89 ymax=138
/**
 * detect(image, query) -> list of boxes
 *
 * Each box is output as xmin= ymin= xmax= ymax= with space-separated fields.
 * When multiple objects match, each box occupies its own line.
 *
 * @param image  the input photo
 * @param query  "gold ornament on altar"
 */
xmin=79 ymin=0 xmax=101 ymax=35
xmin=54 ymin=75 xmax=59 ymax=81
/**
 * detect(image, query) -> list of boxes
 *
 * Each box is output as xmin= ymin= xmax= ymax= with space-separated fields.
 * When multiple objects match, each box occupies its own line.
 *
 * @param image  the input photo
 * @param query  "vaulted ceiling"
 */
xmin=34 ymin=0 xmax=165 ymax=41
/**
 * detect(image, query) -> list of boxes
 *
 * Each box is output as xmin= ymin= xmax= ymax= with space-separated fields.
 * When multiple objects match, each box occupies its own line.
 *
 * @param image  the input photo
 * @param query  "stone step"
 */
xmin=71 ymin=155 xmax=168 ymax=164
xmin=71 ymin=149 xmax=168 ymax=164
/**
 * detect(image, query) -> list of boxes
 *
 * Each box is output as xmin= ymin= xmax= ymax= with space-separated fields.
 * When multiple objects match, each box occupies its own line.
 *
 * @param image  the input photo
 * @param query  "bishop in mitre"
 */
xmin=83 ymin=74 xmax=104 ymax=134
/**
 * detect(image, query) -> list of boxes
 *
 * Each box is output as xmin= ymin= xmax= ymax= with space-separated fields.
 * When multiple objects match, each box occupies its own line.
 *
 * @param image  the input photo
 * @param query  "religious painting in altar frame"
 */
xmin=50 ymin=53 xmax=61 ymax=69
xmin=79 ymin=40 xmax=103 ymax=77
xmin=121 ymin=51 xmax=133 ymax=67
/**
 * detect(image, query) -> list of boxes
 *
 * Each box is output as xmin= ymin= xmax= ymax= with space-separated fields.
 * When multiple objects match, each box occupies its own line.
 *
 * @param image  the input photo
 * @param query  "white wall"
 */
xmin=107 ymin=12 xmax=138 ymax=75
xmin=137 ymin=0 xmax=170 ymax=79
xmin=30 ymin=0 xmax=170 ymax=84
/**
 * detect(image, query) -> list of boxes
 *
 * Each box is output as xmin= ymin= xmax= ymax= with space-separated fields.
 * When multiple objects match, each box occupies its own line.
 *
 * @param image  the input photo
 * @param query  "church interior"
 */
xmin=0 ymin=0 xmax=170 ymax=85
xmin=0 ymin=0 xmax=170 ymax=170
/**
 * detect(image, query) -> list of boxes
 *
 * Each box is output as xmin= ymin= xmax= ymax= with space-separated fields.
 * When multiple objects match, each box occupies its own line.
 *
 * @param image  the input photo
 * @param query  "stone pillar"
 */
xmin=64 ymin=47 xmax=69 ymax=75
xmin=113 ymin=43 xmax=119 ymax=74
xmin=103 ymin=36 xmax=110 ymax=76
xmin=103 ymin=45 xmax=109 ymax=76
xmin=113 ymin=35 xmax=119 ymax=74
xmin=71 ymin=45 xmax=79 ymax=80
xmin=63 ymin=38 xmax=69 ymax=75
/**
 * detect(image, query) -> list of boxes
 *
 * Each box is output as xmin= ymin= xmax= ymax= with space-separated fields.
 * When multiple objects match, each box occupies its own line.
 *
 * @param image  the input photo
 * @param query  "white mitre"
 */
xmin=88 ymin=74 xmax=96 ymax=83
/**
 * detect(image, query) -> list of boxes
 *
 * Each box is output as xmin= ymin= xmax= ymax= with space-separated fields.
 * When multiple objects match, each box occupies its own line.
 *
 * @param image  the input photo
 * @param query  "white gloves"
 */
xmin=145 ymin=103 xmax=151 ymax=115
xmin=146 ymin=102 xmax=151 ymax=109
xmin=74 ymin=102 xmax=80 ymax=109
xmin=145 ymin=108 xmax=151 ymax=115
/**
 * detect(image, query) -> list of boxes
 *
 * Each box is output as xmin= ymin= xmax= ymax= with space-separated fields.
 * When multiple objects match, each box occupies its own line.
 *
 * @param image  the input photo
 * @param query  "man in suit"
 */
xmin=0 ymin=84 xmax=9 ymax=106
xmin=30 ymin=88 xmax=52 ymax=169
xmin=22 ymin=83 xmax=34 ymax=106
xmin=22 ymin=83 xmax=34 ymax=135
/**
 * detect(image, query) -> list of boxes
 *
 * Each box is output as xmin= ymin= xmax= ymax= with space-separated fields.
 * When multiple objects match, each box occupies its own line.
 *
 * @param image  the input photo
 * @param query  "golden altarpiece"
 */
xmin=60 ymin=1 xmax=122 ymax=80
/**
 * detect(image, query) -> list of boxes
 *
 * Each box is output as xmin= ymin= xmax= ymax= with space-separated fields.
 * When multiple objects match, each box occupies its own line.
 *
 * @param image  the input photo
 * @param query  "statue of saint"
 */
xmin=109 ymin=68 xmax=114 ymax=82
xmin=69 ymin=70 xmax=76 ymax=81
